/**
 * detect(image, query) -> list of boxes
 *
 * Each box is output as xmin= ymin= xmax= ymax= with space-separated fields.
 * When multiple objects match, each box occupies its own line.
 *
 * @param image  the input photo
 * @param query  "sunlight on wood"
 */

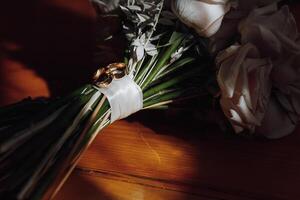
xmin=77 ymin=120 xmax=200 ymax=182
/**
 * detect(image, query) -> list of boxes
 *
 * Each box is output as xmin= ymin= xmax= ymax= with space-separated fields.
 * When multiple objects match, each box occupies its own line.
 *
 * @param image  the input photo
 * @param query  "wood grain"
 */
xmin=55 ymin=111 xmax=300 ymax=200
xmin=54 ymin=171 xmax=210 ymax=200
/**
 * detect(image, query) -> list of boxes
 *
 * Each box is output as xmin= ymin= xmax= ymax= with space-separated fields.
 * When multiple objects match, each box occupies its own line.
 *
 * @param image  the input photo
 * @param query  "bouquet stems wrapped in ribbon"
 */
xmin=0 ymin=0 xmax=211 ymax=199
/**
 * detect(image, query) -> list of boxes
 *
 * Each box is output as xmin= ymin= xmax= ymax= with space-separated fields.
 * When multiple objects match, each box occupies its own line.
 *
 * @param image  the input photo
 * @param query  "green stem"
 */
xmin=143 ymin=68 xmax=201 ymax=99
xmin=141 ymin=33 xmax=185 ymax=90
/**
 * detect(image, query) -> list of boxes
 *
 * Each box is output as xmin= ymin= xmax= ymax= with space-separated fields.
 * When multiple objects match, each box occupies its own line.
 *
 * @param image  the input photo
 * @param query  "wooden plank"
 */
xmin=55 ymin=111 xmax=300 ymax=199
xmin=54 ymin=170 xmax=212 ymax=200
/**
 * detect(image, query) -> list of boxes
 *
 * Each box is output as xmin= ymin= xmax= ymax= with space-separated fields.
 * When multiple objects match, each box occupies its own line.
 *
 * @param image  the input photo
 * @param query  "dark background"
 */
xmin=0 ymin=0 xmax=125 ymax=106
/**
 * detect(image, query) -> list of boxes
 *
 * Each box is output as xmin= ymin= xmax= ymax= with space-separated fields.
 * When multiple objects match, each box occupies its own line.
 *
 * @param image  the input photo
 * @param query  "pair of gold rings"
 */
xmin=93 ymin=63 xmax=127 ymax=88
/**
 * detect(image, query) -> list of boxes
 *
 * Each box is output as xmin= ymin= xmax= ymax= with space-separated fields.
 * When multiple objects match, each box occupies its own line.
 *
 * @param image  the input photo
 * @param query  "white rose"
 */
xmin=239 ymin=4 xmax=299 ymax=57
xmin=171 ymin=0 xmax=232 ymax=37
xmin=210 ymin=0 xmax=281 ymax=54
xmin=237 ymin=3 xmax=300 ymax=138
xmin=261 ymin=52 xmax=300 ymax=139
xmin=217 ymin=43 xmax=273 ymax=133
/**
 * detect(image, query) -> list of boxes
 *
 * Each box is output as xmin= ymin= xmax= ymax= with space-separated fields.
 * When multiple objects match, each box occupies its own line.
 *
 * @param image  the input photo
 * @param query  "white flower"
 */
xmin=171 ymin=0 xmax=232 ymax=37
xmin=209 ymin=0 xmax=281 ymax=54
xmin=239 ymin=4 xmax=299 ymax=58
xmin=132 ymin=34 xmax=158 ymax=62
xmin=237 ymin=3 xmax=300 ymax=138
xmin=262 ymin=52 xmax=300 ymax=139
xmin=216 ymin=3 xmax=300 ymax=138
xmin=217 ymin=43 xmax=273 ymax=133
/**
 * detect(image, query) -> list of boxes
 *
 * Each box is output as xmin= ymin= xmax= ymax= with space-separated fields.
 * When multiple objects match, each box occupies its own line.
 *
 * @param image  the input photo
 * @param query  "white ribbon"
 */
xmin=99 ymin=75 xmax=143 ymax=123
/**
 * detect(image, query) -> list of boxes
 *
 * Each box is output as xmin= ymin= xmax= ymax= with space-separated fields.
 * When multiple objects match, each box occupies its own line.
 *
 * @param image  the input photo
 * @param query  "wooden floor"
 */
xmin=54 ymin=111 xmax=300 ymax=200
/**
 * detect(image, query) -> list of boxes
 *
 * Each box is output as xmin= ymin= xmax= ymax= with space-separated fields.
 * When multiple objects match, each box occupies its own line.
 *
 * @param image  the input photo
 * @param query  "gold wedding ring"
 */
xmin=93 ymin=63 xmax=127 ymax=88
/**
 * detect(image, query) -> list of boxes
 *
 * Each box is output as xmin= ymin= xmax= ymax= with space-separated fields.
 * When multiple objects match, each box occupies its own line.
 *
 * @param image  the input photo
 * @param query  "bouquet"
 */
xmin=0 ymin=0 xmax=212 ymax=199
xmin=1 ymin=0 xmax=300 ymax=199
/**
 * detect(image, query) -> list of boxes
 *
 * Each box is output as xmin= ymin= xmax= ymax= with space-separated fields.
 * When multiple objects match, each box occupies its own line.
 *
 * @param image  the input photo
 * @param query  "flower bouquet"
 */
xmin=1 ymin=0 xmax=300 ymax=199
xmin=0 ymin=0 xmax=212 ymax=199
